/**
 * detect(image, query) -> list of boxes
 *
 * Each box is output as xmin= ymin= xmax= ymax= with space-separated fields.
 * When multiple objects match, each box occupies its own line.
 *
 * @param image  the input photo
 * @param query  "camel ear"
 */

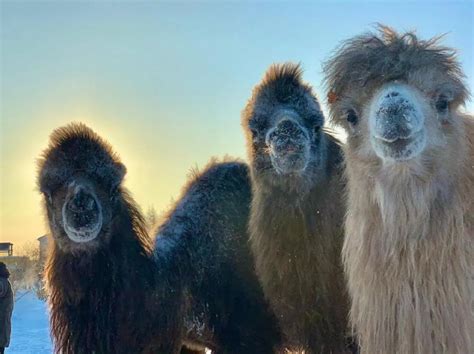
xmin=114 ymin=162 xmax=127 ymax=186
xmin=108 ymin=162 xmax=126 ymax=199
xmin=109 ymin=162 xmax=127 ymax=195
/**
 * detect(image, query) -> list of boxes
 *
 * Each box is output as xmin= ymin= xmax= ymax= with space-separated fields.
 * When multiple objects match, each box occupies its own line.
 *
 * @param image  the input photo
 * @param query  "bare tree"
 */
xmin=15 ymin=241 xmax=40 ymax=261
xmin=7 ymin=241 xmax=41 ymax=294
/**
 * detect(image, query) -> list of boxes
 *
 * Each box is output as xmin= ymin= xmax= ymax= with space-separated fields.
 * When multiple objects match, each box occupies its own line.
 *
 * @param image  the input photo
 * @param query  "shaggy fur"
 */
xmin=324 ymin=26 xmax=474 ymax=353
xmin=154 ymin=158 xmax=281 ymax=353
xmin=243 ymin=63 xmax=353 ymax=353
xmin=39 ymin=124 xmax=184 ymax=353
xmin=38 ymin=123 xmax=280 ymax=353
xmin=324 ymin=24 xmax=468 ymax=132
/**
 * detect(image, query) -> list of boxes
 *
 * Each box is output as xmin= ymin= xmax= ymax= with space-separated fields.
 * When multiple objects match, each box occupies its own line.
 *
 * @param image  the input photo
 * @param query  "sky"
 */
xmin=1 ymin=0 xmax=473 ymax=245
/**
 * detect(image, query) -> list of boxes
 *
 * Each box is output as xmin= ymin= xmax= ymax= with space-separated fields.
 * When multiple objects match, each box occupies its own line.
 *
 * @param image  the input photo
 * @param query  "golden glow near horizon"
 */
xmin=1 ymin=1 xmax=473 ymax=246
xmin=1 ymin=108 xmax=244 ymax=245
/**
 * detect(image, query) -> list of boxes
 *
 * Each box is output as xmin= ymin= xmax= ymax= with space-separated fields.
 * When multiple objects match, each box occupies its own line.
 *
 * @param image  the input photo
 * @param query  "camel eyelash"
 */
xmin=249 ymin=127 xmax=258 ymax=136
xmin=345 ymin=109 xmax=359 ymax=125
xmin=435 ymin=95 xmax=450 ymax=113
xmin=248 ymin=119 xmax=266 ymax=135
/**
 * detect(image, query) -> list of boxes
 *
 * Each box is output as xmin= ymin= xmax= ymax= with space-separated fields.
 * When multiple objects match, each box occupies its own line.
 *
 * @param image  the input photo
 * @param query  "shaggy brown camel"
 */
xmin=243 ymin=63 xmax=354 ymax=353
xmin=37 ymin=123 xmax=281 ymax=353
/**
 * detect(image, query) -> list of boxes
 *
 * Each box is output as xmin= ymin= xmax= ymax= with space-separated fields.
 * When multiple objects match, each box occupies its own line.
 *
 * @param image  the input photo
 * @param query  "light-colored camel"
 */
xmin=324 ymin=26 xmax=473 ymax=353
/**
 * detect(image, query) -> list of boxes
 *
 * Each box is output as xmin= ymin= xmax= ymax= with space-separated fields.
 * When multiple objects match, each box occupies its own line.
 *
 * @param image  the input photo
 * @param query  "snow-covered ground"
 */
xmin=9 ymin=291 xmax=52 ymax=354
xmin=8 ymin=291 xmax=212 ymax=353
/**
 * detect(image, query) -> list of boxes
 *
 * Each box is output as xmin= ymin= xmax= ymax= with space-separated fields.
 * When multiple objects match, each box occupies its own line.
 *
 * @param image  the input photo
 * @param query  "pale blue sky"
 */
xmin=1 ymin=0 xmax=473 ymax=243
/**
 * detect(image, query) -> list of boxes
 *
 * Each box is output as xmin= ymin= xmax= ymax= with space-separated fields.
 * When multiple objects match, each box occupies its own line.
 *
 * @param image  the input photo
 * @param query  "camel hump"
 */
xmin=154 ymin=159 xmax=251 ymax=260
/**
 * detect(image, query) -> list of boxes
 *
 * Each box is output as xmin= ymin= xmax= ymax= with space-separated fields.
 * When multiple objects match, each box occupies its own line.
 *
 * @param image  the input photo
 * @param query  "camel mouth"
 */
xmin=270 ymin=150 xmax=309 ymax=175
xmin=373 ymin=130 xmax=426 ymax=161
xmin=368 ymin=83 xmax=427 ymax=162
xmin=372 ymin=122 xmax=423 ymax=143
xmin=62 ymin=185 xmax=103 ymax=243
xmin=265 ymin=117 xmax=311 ymax=175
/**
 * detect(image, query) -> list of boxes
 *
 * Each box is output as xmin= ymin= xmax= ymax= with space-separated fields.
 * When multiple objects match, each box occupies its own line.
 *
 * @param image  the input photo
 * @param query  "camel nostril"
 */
xmin=375 ymin=97 xmax=420 ymax=141
xmin=276 ymin=119 xmax=301 ymax=135
xmin=275 ymin=119 xmax=308 ymax=141
xmin=68 ymin=189 xmax=97 ymax=213
xmin=65 ymin=190 xmax=100 ymax=230
xmin=385 ymin=91 xmax=400 ymax=98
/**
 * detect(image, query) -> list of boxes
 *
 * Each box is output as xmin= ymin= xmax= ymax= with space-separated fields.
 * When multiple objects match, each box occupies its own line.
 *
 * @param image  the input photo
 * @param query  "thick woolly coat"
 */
xmin=154 ymin=159 xmax=281 ymax=353
xmin=324 ymin=27 xmax=474 ymax=353
xmin=242 ymin=64 xmax=352 ymax=353
xmin=38 ymin=124 xmax=280 ymax=354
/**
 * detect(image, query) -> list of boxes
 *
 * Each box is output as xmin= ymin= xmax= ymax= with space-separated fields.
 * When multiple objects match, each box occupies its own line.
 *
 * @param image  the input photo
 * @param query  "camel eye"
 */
xmin=249 ymin=127 xmax=258 ymax=135
xmin=435 ymin=95 xmax=449 ymax=113
xmin=249 ymin=118 xmax=267 ymax=137
xmin=110 ymin=186 xmax=117 ymax=197
xmin=41 ymin=185 xmax=57 ymax=204
xmin=346 ymin=109 xmax=358 ymax=125
xmin=45 ymin=191 xmax=53 ymax=204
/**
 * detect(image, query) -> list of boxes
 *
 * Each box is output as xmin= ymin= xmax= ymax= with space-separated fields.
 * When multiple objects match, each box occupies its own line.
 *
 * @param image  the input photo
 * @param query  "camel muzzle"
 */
xmin=266 ymin=118 xmax=311 ymax=174
xmin=62 ymin=181 xmax=103 ymax=243
xmin=373 ymin=89 xmax=423 ymax=141
xmin=369 ymin=83 xmax=426 ymax=161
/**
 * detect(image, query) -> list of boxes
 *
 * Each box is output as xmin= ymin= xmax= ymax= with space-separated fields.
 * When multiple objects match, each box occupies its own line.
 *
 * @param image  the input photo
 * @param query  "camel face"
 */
xmin=264 ymin=109 xmax=312 ymax=175
xmin=324 ymin=27 xmax=469 ymax=174
xmin=62 ymin=180 xmax=103 ymax=243
xmin=43 ymin=174 xmax=113 ymax=252
xmin=38 ymin=124 xmax=126 ymax=253
xmin=367 ymin=82 xmax=427 ymax=161
xmin=247 ymin=103 xmax=324 ymax=186
xmin=243 ymin=63 xmax=325 ymax=191
xmin=346 ymin=76 xmax=459 ymax=168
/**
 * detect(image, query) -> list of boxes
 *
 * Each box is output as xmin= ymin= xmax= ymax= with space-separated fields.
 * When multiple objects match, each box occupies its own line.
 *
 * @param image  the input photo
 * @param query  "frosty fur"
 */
xmin=243 ymin=63 xmax=354 ymax=353
xmin=324 ymin=25 xmax=474 ymax=353
xmin=38 ymin=123 xmax=280 ymax=353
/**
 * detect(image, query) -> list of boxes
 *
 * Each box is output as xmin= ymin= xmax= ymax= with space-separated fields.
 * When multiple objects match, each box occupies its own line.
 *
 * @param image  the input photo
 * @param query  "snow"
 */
xmin=7 ymin=291 xmax=212 ymax=353
xmin=9 ymin=291 xmax=52 ymax=354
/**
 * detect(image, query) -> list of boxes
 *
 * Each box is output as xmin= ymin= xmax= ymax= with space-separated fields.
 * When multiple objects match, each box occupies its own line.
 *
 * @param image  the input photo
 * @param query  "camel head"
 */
xmin=325 ymin=25 xmax=469 ymax=168
xmin=38 ymin=123 xmax=126 ymax=253
xmin=242 ymin=63 xmax=327 ymax=193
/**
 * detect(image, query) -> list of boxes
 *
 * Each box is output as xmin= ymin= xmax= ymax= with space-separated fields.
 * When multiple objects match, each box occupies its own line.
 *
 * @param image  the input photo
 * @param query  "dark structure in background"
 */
xmin=0 ymin=244 xmax=13 ymax=257
xmin=0 ymin=238 xmax=46 ymax=296
xmin=0 ymin=243 xmax=31 ymax=293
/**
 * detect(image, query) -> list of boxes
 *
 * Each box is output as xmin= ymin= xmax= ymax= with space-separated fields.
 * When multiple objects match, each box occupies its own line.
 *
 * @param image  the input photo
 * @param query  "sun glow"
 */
xmin=0 ymin=110 xmax=211 ymax=246
xmin=1 ymin=0 xmax=472 ymax=248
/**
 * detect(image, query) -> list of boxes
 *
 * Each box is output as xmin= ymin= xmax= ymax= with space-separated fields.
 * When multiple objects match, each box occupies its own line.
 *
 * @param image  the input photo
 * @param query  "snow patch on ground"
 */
xmin=9 ymin=291 xmax=52 ymax=354
xmin=7 ymin=291 xmax=213 ymax=353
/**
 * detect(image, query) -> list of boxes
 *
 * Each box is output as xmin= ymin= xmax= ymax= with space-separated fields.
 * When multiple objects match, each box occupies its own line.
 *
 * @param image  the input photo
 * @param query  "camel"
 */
xmin=37 ymin=123 xmax=280 ymax=353
xmin=324 ymin=25 xmax=474 ymax=353
xmin=242 ymin=63 xmax=354 ymax=353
